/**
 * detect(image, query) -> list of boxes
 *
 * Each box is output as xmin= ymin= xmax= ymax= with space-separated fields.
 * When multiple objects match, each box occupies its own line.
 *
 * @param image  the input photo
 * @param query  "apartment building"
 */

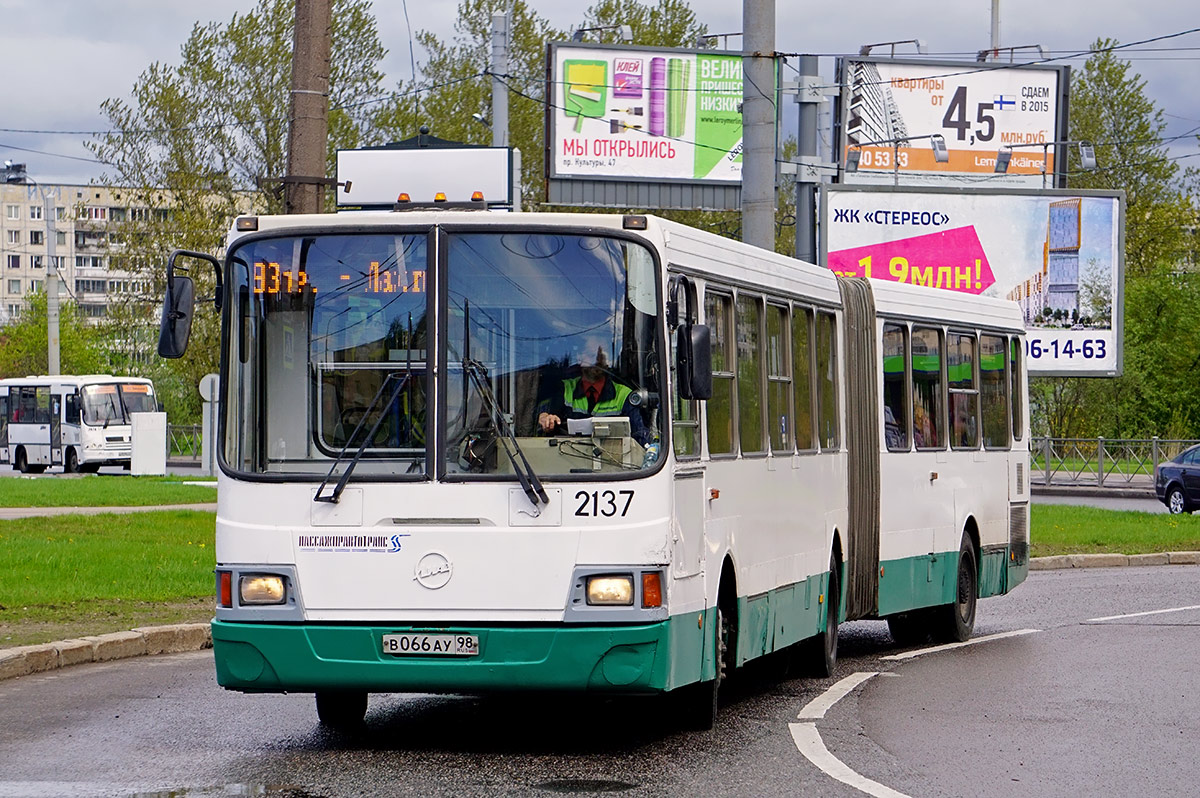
xmin=0 ymin=181 xmax=154 ymax=326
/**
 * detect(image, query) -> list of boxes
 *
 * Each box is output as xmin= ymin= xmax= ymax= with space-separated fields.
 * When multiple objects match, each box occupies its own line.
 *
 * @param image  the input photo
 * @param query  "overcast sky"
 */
xmin=1 ymin=0 xmax=1197 ymax=185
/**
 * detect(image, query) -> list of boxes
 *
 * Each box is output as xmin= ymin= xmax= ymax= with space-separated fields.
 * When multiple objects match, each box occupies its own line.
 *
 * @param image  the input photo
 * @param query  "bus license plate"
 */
xmin=382 ymin=633 xmax=479 ymax=657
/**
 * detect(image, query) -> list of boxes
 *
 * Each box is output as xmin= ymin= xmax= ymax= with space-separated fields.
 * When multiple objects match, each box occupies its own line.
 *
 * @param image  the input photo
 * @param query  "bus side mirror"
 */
xmin=158 ymin=274 xmax=195 ymax=359
xmin=158 ymin=249 xmax=222 ymax=359
xmin=677 ymin=324 xmax=712 ymax=400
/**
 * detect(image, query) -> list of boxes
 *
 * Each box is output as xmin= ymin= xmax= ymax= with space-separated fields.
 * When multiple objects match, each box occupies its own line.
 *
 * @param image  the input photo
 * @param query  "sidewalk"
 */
xmin=0 ymin=502 xmax=217 ymax=520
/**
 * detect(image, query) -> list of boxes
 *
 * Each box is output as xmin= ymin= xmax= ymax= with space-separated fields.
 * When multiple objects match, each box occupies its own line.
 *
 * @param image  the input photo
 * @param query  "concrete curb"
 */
xmin=0 ymin=623 xmax=212 ymax=682
xmin=1030 ymin=551 xmax=1200 ymax=570
xmin=3 ymin=550 xmax=1197 ymax=682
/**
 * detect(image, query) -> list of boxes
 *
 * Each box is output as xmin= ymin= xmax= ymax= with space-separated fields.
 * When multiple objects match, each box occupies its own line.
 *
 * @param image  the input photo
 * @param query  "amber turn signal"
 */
xmin=218 ymin=570 xmax=232 ymax=608
xmin=641 ymin=572 xmax=663 ymax=608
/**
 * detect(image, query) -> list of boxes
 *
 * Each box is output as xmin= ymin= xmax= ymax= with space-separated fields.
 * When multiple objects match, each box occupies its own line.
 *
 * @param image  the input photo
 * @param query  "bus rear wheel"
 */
xmin=315 ymin=690 xmax=368 ymax=730
xmin=933 ymin=537 xmax=977 ymax=643
xmin=15 ymin=448 xmax=28 ymax=473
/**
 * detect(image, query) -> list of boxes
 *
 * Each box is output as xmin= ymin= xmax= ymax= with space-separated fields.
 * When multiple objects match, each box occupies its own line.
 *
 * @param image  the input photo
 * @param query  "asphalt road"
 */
xmin=1 ymin=566 xmax=1196 ymax=798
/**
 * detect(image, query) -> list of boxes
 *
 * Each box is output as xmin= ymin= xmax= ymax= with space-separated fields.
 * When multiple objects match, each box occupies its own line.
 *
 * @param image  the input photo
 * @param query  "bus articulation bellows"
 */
xmin=158 ymin=209 xmax=1030 ymax=730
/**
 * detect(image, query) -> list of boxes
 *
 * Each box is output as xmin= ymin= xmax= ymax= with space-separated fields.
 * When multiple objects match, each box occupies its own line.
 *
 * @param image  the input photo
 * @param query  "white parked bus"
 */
xmin=0 ymin=375 xmax=157 ymax=473
xmin=158 ymin=209 xmax=1029 ymax=729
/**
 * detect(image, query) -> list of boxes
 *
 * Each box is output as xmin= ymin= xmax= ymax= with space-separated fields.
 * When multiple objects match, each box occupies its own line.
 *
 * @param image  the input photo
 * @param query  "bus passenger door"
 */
xmin=49 ymin=392 xmax=63 ymax=468
xmin=0 ymin=388 xmax=8 ymax=465
xmin=672 ymin=466 xmax=706 ymax=578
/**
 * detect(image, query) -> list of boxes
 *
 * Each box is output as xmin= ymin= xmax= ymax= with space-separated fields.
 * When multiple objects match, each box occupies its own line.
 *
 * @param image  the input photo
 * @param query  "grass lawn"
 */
xmin=0 ymin=510 xmax=216 ymax=647
xmin=0 ymin=474 xmax=216 ymax=508
xmin=1031 ymin=504 xmax=1200 ymax=557
xmin=1 ymin=502 xmax=1197 ymax=650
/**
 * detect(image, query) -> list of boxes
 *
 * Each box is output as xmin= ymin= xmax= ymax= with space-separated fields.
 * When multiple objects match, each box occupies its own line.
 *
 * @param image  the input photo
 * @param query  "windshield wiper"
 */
xmin=462 ymin=357 xmax=550 ymax=510
xmin=314 ymin=371 xmax=411 ymax=504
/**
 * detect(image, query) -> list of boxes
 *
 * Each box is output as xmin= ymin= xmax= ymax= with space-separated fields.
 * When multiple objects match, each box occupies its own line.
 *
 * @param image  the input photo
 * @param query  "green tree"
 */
xmin=86 ymin=0 xmax=390 ymax=422
xmin=1030 ymin=39 xmax=1200 ymax=437
xmin=0 ymin=292 xmax=105 ymax=378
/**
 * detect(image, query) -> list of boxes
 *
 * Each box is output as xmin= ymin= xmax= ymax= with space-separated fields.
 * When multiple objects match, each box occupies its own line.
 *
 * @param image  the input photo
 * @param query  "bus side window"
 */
xmin=816 ymin=311 xmax=839 ymax=451
xmin=1010 ymin=338 xmax=1023 ymax=441
xmin=736 ymin=294 xmax=764 ymax=454
xmin=705 ymin=291 xmax=736 ymax=455
xmin=980 ymin=334 xmax=1008 ymax=449
xmin=765 ymin=303 xmax=792 ymax=453
xmin=949 ymin=333 xmax=979 ymax=449
xmin=912 ymin=327 xmax=943 ymax=449
xmin=792 ymin=305 xmax=814 ymax=451
xmin=882 ymin=323 xmax=910 ymax=451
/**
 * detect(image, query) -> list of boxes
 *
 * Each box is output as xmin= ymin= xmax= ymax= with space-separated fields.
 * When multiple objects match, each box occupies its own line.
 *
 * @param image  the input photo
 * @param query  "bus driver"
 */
xmin=536 ymin=344 xmax=649 ymax=444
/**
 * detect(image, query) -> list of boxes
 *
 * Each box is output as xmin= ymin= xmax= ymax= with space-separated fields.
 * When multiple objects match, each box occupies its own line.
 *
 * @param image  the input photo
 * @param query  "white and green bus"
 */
xmin=158 ymin=209 xmax=1029 ymax=729
xmin=0 ymin=374 xmax=157 ymax=473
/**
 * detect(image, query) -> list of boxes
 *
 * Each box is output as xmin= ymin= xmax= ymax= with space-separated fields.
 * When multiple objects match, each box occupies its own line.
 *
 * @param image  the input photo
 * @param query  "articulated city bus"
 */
xmin=158 ymin=208 xmax=1029 ymax=729
xmin=0 ymin=375 xmax=157 ymax=473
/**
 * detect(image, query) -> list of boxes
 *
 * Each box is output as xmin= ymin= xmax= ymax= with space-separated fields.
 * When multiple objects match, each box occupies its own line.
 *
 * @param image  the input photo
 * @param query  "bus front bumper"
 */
xmin=211 ymin=617 xmax=687 ymax=694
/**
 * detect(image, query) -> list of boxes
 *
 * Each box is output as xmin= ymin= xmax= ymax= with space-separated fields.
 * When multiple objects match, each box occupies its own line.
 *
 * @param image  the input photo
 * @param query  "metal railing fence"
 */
xmin=1030 ymin=436 xmax=1200 ymax=488
xmin=166 ymin=423 xmax=202 ymax=462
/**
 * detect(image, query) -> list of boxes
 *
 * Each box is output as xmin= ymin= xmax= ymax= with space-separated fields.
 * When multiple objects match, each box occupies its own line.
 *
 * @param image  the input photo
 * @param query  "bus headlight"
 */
xmin=239 ymin=574 xmax=286 ymax=605
xmin=586 ymin=575 xmax=634 ymax=606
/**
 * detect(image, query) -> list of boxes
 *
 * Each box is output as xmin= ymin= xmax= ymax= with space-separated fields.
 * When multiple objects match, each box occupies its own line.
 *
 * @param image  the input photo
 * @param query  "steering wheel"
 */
xmin=340 ymin=406 xmax=370 ymax=429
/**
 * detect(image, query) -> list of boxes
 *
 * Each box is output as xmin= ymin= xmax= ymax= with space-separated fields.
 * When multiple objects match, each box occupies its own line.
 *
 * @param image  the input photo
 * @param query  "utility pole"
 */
xmin=491 ymin=12 xmax=510 ymax=148
xmin=990 ymin=0 xmax=1001 ymax=56
xmin=44 ymin=191 xmax=59 ymax=375
xmin=284 ymin=0 xmax=332 ymax=215
xmin=741 ymin=0 xmax=776 ymax=251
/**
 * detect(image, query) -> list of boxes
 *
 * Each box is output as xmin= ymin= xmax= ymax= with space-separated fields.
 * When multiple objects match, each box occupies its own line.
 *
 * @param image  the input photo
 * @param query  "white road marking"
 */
xmin=789 ymin=722 xmax=912 ymax=798
xmin=880 ymin=628 xmax=1040 ymax=661
xmin=797 ymin=671 xmax=879 ymax=720
xmin=1087 ymin=604 xmax=1200 ymax=623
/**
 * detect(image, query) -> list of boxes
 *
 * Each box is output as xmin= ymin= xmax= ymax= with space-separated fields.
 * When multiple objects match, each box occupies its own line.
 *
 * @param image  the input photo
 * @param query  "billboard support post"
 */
xmin=741 ymin=0 xmax=776 ymax=250
xmin=794 ymin=54 xmax=820 ymax=262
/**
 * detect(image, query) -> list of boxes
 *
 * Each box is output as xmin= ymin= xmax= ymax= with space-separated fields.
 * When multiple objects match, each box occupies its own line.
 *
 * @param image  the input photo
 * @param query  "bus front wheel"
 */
xmin=315 ymin=690 xmax=367 ymax=730
xmin=800 ymin=554 xmax=840 ymax=677
xmin=65 ymin=448 xmax=79 ymax=473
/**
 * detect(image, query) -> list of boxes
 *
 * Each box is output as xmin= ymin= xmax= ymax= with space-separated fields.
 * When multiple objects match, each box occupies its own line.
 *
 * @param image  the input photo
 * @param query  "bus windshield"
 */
xmin=223 ymin=229 xmax=662 ymax=479
xmin=80 ymin=384 xmax=156 ymax=426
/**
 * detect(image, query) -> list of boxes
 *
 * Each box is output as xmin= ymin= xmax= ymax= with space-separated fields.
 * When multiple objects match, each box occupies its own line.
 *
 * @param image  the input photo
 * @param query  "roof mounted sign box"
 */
xmin=336 ymin=141 xmax=514 ymax=209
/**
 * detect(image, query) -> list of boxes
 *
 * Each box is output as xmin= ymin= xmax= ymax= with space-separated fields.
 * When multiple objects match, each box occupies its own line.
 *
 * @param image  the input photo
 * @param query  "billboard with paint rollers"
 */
xmin=549 ymin=41 xmax=752 ymax=184
xmin=822 ymin=185 xmax=1126 ymax=376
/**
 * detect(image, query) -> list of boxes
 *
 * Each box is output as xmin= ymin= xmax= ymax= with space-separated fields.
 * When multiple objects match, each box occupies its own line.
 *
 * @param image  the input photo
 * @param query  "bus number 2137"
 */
xmin=575 ymin=490 xmax=634 ymax=517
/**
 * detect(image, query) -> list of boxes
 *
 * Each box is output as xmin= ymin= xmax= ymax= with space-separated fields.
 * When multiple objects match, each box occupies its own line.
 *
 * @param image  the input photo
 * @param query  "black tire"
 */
xmin=15 ymin=448 xmax=28 ymax=474
xmin=65 ymin=448 xmax=79 ymax=474
xmin=800 ymin=556 xmax=840 ymax=677
xmin=315 ymin=690 xmax=368 ymax=730
xmin=1166 ymin=485 xmax=1189 ymax=515
xmin=886 ymin=611 xmax=931 ymax=647
xmin=934 ymin=536 xmax=978 ymax=643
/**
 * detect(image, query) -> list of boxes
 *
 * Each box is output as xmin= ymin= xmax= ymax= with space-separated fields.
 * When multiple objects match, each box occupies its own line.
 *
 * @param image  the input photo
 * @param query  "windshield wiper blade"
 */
xmin=463 ymin=358 xmax=549 ymax=509
xmin=315 ymin=371 xmax=411 ymax=504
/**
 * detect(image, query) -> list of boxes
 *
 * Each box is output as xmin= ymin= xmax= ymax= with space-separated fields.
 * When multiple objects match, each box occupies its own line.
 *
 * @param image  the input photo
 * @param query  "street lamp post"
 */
xmin=4 ymin=161 xmax=59 ymax=374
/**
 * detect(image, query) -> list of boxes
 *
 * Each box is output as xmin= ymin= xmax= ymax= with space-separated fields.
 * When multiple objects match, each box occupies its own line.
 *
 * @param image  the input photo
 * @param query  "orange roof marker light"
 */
xmin=396 ymin=193 xmax=411 ymax=203
xmin=433 ymin=192 xmax=448 ymax=202
xmin=471 ymin=191 xmax=485 ymax=202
